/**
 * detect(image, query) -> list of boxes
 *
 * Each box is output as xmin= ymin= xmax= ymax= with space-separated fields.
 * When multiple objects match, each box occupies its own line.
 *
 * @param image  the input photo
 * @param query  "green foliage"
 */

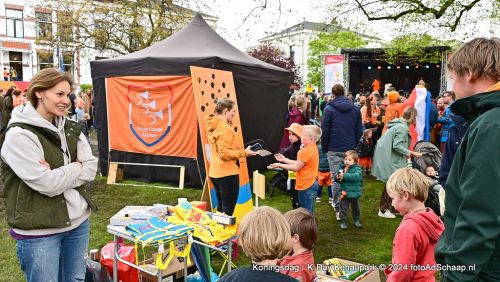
xmin=330 ymin=0 xmax=491 ymax=33
xmin=307 ymin=31 xmax=366 ymax=87
xmin=492 ymin=0 xmax=500 ymax=21
xmin=385 ymin=34 xmax=457 ymax=64
xmin=80 ymin=84 xmax=92 ymax=93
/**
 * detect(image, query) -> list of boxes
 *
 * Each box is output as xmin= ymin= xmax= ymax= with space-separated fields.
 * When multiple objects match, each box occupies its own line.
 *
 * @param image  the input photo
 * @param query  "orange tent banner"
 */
xmin=0 ymin=81 xmax=30 ymax=91
xmin=190 ymin=67 xmax=253 ymax=221
xmin=105 ymin=76 xmax=197 ymax=158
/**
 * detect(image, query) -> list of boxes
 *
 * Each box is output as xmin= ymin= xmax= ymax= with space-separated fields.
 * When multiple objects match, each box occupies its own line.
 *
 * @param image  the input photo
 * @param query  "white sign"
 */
xmin=324 ymin=55 xmax=344 ymax=94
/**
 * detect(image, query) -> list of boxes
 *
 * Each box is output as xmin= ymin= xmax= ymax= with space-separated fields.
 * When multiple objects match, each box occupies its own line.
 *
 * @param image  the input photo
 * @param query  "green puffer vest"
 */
xmin=0 ymin=120 xmax=97 ymax=230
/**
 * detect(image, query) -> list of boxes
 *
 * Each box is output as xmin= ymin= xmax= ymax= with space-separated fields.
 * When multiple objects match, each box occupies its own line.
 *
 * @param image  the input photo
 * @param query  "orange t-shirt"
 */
xmin=372 ymin=79 xmax=380 ymax=92
xmin=382 ymin=102 xmax=404 ymax=133
xmin=296 ymin=143 xmax=319 ymax=190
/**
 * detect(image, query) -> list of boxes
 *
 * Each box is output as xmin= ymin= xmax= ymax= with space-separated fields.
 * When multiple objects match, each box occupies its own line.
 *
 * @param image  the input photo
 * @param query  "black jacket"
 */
xmin=281 ymin=141 xmax=301 ymax=160
xmin=356 ymin=138 xmax=374 ymax=158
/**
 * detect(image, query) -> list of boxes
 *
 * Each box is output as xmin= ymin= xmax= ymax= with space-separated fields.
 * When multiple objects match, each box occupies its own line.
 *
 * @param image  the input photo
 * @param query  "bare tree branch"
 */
xmin=236 ymin=0 xmax=268 ymax=30
xmin=449 ymin=0 xmax=482 ymax=30
xmin=350 ymin=0 xmax=485 ymax=31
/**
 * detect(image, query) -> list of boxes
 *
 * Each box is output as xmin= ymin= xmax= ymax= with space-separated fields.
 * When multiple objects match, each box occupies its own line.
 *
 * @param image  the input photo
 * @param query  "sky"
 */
xmin=195 ymin=0 xmax=495 ymax=51
xmin=202 ymin=0 xmax=329 ymax=49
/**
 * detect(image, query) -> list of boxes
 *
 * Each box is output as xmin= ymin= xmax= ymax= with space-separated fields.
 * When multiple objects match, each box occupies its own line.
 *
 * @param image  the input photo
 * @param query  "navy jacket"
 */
xmin=321 ymin=96 xmax=363 ymax=153
xmin=438 ymin=114 xmax=468 ymax=187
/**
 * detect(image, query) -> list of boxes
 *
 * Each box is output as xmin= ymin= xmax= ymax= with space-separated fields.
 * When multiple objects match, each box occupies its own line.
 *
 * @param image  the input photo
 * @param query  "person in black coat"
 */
xmin=438 ymin=114 xmax=468 ymax=188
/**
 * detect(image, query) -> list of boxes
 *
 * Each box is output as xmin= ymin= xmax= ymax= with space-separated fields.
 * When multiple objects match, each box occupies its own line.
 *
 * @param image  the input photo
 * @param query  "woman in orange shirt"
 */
xmin=206 ymin=98 xmax=256 ymax=216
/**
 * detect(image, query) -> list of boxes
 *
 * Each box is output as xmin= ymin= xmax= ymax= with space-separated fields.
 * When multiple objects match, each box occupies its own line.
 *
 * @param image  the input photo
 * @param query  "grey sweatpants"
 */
xmin=327 ymin=151 xmax=345 ymax=212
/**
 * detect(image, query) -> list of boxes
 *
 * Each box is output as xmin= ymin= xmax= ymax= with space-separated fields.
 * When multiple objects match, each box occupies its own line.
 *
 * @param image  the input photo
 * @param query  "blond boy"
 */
xmin=269 ymin=125 xmax=322 ymax=213
xmin=435 ymin=37 xmax=500 ymax=280
xmin=385 ymin=168 xmax=444 ymax=282
xmin=219 ymin=207 xmax=296 ymax=282
xmin=279 ymin=208 xmax=318 ymax=281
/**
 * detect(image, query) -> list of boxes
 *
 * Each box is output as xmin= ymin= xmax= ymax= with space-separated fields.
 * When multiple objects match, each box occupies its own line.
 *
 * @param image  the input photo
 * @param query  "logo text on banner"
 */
xmin=106 ymin=76 xmax=197 ymax=158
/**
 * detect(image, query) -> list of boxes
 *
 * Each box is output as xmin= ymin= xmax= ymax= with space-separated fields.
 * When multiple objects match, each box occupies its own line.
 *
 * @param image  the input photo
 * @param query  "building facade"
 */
xmin=259 ymin=21 xmax=383 ymax=87
xmin=0 ymin=0 xmax=216 ymax=86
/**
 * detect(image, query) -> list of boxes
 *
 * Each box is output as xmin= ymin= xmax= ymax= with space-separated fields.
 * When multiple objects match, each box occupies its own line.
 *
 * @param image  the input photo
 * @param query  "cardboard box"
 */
xmin=139 ymin=255 xmax=194 ymax=282
xmin=138 ymin=239 xmax=194 ymax=282
xmin=316 ymin=258 xmax=381 ymax=282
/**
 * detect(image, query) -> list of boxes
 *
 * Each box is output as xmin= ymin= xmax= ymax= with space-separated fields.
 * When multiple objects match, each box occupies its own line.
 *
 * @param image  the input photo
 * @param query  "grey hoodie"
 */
xmin=1 ymin=103 xmax=98 ymax=236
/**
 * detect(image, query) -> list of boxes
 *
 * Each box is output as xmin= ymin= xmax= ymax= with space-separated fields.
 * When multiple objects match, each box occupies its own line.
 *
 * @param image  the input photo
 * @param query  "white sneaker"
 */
xmin=316 ymin=197 xmax=321 ymax=203
xmin=378 ymin=210 xmax=396 ymax=219
xmin=385 ymin=210 xmax=397 ymax=218
xmin=336 ymin=212 xmax=340 ymax=221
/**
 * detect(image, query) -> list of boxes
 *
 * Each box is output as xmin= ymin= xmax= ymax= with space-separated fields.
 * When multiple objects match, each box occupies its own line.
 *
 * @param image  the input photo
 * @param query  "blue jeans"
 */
xmin=298 ymin=182 xmax=318 ymax=213
xmin=16 ymin=219 xmax=90 ymax=282
xmin=317 ymin=185 xmax=333 ymax=198
xmin=327 ymin=152 xmax=345 ymax=212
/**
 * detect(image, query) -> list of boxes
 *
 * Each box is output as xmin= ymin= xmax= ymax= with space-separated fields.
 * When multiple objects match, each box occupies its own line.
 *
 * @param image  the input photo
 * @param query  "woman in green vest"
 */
xmin=1 ymin=68 xmax=98 ymax=281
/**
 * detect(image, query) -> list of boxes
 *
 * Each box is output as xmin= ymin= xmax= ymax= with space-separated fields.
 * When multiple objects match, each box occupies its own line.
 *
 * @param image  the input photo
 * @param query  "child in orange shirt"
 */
xmin=279 ymin=208 xmax=318 ymax=282
xmin=270 ymin=125 xmax=321 ymax=213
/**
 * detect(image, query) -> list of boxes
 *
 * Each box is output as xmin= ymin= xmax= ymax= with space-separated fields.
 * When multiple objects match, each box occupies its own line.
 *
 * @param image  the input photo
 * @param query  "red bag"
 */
xmin=100 ymin=239 xmax=139 ymax=282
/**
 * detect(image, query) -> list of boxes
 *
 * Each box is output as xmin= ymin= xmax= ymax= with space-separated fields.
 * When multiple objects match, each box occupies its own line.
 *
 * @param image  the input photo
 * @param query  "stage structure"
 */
xmin=322 ymin=46 xmax=450 ymax=97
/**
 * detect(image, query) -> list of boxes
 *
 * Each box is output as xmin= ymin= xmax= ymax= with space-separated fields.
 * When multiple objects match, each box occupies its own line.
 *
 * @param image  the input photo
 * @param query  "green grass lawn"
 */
xmin=0 ymin=174 xmax=400 ymax=281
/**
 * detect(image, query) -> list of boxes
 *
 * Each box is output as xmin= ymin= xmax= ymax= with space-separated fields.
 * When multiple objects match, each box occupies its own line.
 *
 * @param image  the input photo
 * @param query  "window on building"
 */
xmin=289 ymin=45 xmax=295 ymax=62
xmin=38 ymin=52 xmax=54 ymax=70
xmin=62 ymin=53 xmax=74 ymax=74
xmin=36 ymin=12 xmax=52 ymax=40
xmin=6 ymin=9 xmax=24 ymax=38
xmin=57 ymin=12 xmax=73 ymax=42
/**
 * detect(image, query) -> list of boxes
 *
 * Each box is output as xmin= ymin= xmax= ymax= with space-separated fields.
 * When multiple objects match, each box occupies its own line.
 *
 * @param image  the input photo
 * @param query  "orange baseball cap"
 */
xmin=285 ymin=123 xmax=304 ymax=138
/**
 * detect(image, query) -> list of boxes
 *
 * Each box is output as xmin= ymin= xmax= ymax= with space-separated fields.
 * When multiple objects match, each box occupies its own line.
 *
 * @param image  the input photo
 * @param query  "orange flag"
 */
xmin=106 ymin=76 xmax=197 ymax=158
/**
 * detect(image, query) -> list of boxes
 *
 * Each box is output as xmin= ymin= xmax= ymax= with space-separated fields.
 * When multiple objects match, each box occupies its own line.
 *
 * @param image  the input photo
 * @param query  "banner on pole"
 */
xmin=324 ymin=55 xmax=344 ymax=94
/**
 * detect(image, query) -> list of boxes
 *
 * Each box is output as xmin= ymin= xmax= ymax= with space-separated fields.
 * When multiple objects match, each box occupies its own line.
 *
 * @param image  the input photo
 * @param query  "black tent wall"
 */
xmin=91 ymin=58 xmax=290 ymax=187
